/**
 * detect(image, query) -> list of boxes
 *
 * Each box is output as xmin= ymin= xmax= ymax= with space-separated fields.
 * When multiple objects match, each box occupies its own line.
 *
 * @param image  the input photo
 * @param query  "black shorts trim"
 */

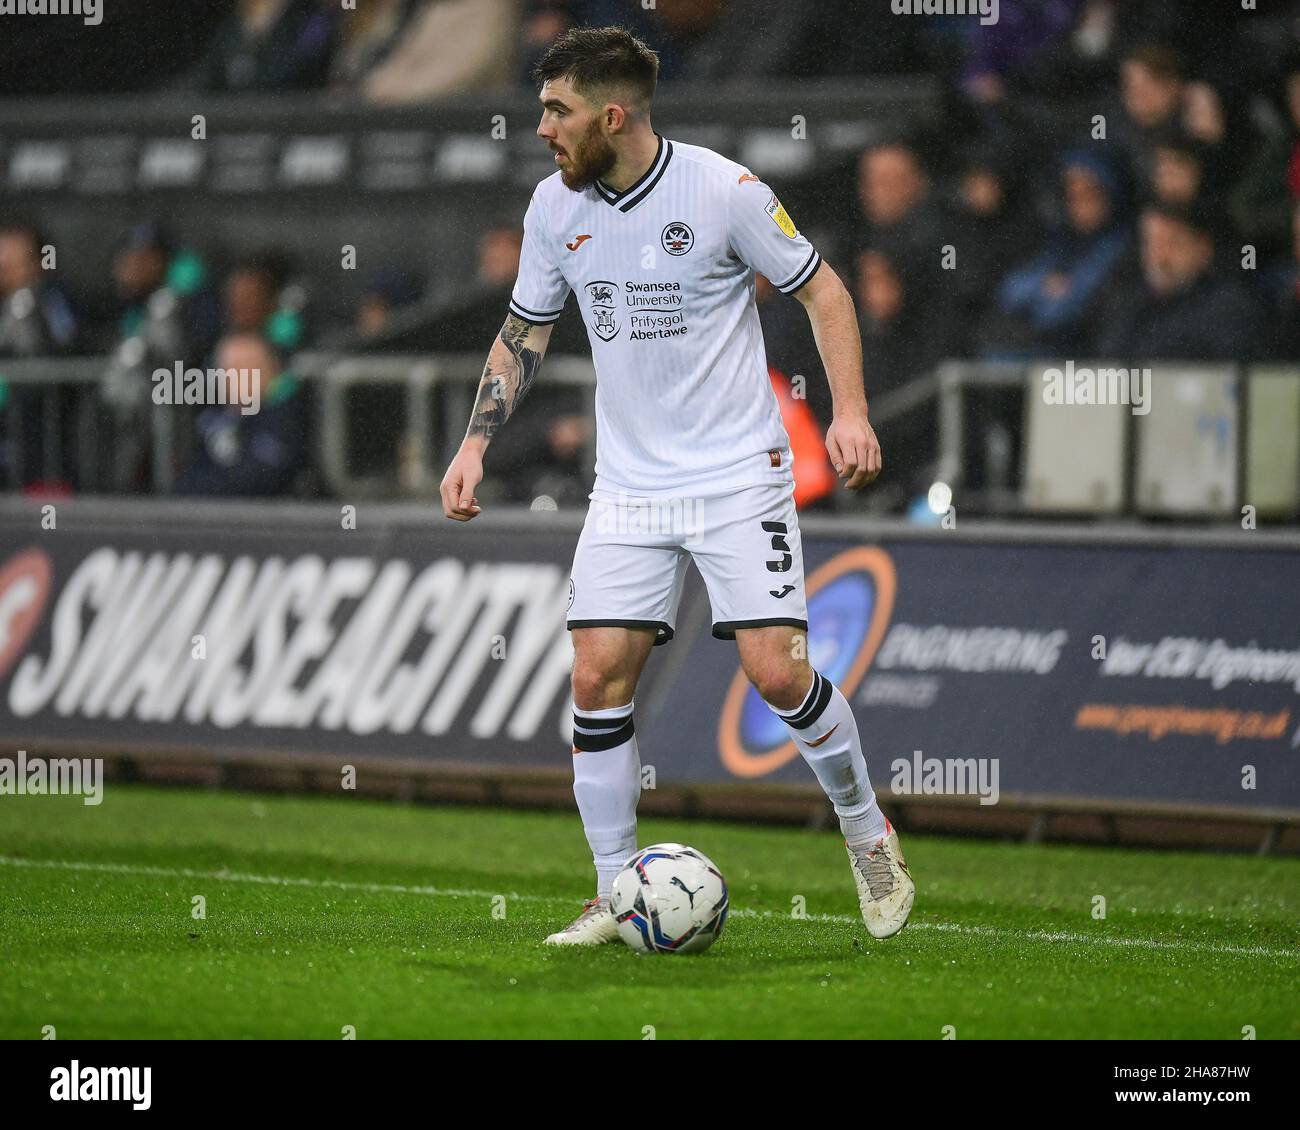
xmin=712 ymin=617 xmax=808 ymax=640
xmin=568 ymin=619 xmax=675 ymax=646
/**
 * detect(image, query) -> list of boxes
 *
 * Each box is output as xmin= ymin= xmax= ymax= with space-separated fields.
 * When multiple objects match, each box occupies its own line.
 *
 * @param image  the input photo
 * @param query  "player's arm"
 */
xmin=439 ymin=313 xmax=554 ymax=521
xmin=793 ymin=260 xmax=881 ymax=490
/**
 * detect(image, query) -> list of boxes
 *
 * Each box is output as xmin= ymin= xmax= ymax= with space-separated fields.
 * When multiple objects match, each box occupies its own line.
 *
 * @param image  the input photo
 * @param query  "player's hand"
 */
xmin=826 ymin=410 xmax=882 ymax=491
xmin=440 ymin=446 xmax=485 ymax=521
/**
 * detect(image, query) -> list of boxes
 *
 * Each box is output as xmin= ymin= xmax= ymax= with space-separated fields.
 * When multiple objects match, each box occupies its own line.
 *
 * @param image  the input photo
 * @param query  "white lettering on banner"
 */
xmin=1101 ymin=636 xmax=1300 ymax=693
xmin=7 ymin=550 xmax=573 ymax=739
xmin=875 ymin=624 xmax=1068 ymax=675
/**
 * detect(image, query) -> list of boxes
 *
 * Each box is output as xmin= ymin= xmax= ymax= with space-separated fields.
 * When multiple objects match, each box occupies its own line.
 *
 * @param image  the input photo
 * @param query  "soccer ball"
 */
xmin=610 ymin=843 xmax=729 ymax=954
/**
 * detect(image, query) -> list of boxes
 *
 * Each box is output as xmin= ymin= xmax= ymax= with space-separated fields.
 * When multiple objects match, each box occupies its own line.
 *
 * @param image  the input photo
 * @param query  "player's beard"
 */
xmin=557 ymin=119 xmax=617 ymax=192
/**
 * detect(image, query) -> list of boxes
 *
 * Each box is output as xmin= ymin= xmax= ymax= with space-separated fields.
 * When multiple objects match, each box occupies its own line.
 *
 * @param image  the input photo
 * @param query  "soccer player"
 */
xmin=439 ymin=26 xmax=914 ymax=944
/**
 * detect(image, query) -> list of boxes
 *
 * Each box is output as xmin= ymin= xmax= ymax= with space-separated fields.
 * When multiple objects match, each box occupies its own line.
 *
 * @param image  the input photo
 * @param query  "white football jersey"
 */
xmin=509 ymin=134 xmax=822 ymax=498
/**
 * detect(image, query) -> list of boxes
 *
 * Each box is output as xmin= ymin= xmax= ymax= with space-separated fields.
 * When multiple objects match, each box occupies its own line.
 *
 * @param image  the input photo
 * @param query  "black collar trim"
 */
xmin=594 ymin=135 xmax=673 ymax=213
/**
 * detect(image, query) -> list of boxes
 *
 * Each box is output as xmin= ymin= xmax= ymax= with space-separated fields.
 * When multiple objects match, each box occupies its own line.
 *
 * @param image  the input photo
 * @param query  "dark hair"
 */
xmin=864 ymin=136 xmax=928 ymax=176
xmin=0 ymin=218 xmax=47 ymax=254
xmin=1124 ymin=42 xmax=1185 ymax=84
xmin=230 ymin=250 xmax=291 ymax=292
xmin=1144 ymin=200 xmax=1221 ymax=243
xmin=1151 ymin=125 xmax=1208 ymax=164
xmin=531 ymin=25 xmax=659 ymax=110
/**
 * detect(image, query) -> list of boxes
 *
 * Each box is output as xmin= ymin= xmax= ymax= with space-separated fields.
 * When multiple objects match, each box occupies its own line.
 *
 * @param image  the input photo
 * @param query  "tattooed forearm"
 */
xmin=465 ymin=314 xmax=552 ymax=443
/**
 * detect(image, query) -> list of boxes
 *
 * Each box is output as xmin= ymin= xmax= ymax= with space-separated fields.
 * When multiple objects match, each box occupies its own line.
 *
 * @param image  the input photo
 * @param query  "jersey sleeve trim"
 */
xmin=508 ymin=297 xmax=565 ymax=324
xmin=774 ymin=248 xmax=821 ymax=295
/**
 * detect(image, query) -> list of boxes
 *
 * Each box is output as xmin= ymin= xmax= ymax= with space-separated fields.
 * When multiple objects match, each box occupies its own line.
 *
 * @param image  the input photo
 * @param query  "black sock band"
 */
xmin=572 ymin=706 xmax=635 ymax=752
xmin=778 ymin=670 xmax=834 ymax=730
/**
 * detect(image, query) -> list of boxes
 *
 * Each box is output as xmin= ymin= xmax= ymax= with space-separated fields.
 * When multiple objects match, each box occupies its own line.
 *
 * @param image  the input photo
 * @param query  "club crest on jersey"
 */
xmin=661 ymin=221 xmax=694 ymax=257
xmin=585 ymin=280 xmax=619 ymax=341
xmin=765 ymin=193 xmax=797 ymax=238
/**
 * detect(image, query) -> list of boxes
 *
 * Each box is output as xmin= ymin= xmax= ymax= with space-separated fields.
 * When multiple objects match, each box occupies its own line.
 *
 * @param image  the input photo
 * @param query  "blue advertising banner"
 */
xmin=0 ymin=503 xmax=1296 ymax=813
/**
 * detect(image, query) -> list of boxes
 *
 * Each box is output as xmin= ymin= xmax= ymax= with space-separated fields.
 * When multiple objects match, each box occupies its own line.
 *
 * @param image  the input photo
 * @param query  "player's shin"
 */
xmin=571 ymin=700 xmax=641 ymax=897
xmin=766 ymin=671 xmax=887 ymax=846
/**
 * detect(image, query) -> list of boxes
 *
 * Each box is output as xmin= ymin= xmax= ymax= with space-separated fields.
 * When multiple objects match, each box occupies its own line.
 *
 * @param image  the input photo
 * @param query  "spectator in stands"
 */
xmin=957 ymin=0 xmax=1084 ymax=104
xmin=362 ymin=0 xmax=519 ymax=104
xmin=0 ymin=221 xmax=77 ymax=357
xmin=101 ymin=222 xmax=220 ymax=358
xmin=477 ymin=225 xmax=524 ymax=289
xmin=1115 ymin=42 xmax=1186 ymax=185
xmin=404 ymin=223 xmax=523 ymax=349
xmin=94 ymin=223 xmax=221 ymax=492
xmin=982 ymin=150 xmax=1131 ymax=358
xmin=577 ymin=0 xmax=720 ymax=82
xmin=175 ymin=332 xmax=308 ymax=497
xmin=356 ymin=267 xmax=425 ymax=338
xmin=491 ymin=406 xmax=592 ymax=508
xmin=851 ymin=139 xmax=942 ymax=266
xmin=0 ymin=221 xmax=80 ymax=490
xmin=519 ymin=2 xmax=579 ymax=86
xmin=1096 ymin=202 xmax=1263 ymax=361
xmin=945 ymin=144 xmax=1039 ymax=332
xmin=190 ymin=0 xmax=338 ymax=94
xmin=1148 ymin=129 xmax=1220 ymax=211
xmin=329 ymin=0 xmax=417 ymax=88
xmin=1231 ymin=51 xmax=1300 ymax=259
xmin=638 ymin=0 xmax=810 ymax=84
xmin=222 ymin=251 xmax=304 ymax=350
xmin=857 ymin=240 xmax=954 ymax=394
xmin=854 ymin=239 xmax=951 ymax=500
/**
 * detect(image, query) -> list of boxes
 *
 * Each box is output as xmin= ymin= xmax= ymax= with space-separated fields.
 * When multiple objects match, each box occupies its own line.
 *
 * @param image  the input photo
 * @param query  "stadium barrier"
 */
xmin=1 ymin=496 xmax=1297 ymax=854
xmin=8 ymin=356 xmax=1297 ymax=519
xmin=933 ymin=361 xmax=1300 ymax=518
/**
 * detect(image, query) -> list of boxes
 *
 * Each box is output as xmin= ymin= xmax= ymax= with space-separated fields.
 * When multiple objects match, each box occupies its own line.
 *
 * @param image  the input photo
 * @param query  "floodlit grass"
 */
xmin=1 ymin=786 xmax=1296 ymax=1039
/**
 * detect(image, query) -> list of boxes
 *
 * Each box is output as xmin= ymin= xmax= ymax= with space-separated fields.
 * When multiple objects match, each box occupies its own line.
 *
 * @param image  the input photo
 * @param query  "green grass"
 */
xmin=0 ymin=785 xmax=1296 ymax=1039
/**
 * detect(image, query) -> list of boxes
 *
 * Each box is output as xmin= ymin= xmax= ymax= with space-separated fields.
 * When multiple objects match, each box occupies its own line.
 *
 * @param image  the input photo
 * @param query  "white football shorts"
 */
xmin=566 ymin=481 xmax=809 ymax=646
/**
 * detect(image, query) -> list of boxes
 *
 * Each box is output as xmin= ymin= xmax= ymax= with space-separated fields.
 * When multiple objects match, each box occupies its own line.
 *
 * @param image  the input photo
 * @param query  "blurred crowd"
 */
xmin=0 ymin=0 xmax=1297 ymax=511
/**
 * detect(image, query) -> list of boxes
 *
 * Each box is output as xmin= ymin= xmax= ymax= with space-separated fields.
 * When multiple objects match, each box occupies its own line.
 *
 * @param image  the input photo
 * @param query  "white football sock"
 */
xmin=767 ymin=671 xmax=887 ymax=846
xmin=571 ymin=699 xmax=640 ymax=898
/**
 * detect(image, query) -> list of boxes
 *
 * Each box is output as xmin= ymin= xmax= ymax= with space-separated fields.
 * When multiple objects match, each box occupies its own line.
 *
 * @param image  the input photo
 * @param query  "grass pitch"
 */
xmin=0 ymin=785 xmax=1296 ymax=1040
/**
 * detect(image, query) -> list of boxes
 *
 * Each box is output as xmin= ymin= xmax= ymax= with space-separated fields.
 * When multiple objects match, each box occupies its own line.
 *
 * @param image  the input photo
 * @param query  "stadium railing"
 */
xmin=3 ymin=355 xmax=1297 ymax=524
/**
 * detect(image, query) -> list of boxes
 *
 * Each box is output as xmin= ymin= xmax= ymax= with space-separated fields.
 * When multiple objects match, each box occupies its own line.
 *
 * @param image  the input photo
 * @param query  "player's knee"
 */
xmin=747 ymin=663 xmax=812 ymax=711
xmin=571 ymin=661 xmax=634 ymax=711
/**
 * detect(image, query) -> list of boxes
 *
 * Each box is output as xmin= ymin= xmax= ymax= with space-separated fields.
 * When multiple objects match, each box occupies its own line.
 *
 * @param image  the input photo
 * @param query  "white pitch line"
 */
xmin=1 ymin=855 xmax=1295 ymax=961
